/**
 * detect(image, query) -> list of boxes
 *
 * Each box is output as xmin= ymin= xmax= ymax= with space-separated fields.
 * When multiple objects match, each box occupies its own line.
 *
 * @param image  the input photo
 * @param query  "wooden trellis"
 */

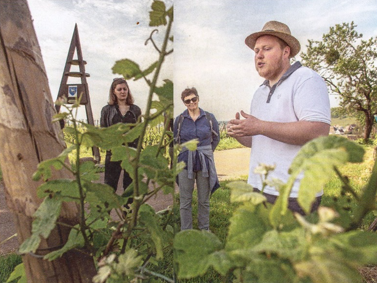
xmin=56 ymin=24 xmax=100 ymax=163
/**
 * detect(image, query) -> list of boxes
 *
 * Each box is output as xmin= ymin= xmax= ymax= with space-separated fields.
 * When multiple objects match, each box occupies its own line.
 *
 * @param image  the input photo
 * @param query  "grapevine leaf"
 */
xmin=269 ymin=183 xmax=294 ymax=228
xmin=246 ymin=257 xmax=296 ymax=283
xmin=6 ymin=263 xmax=26 ymax=283
xmin=85 ymin=182 xmax=124 ymax=215
xmin=154 ymin=79 xmax=173 ymax=104
xmin=251 ymin=229 xmax=308 ymax=261
xmin=139 ymin=145 xmax=169 ymax=179
xmin=149 ymin=1 xmax=167 ymax=27
xmin=124 ymin=122 xmax=144 ymax=144
xmin=81 ymin=123 xmax=103 ymax=147
xmin=330 ymin=231 xmax=377 ymax=265
xmin=79 ymin=160 xmax=100 ymax=182
xmin=174 ymin=230 xmax=223 ymax=278
xmin=37 ymin=179 xmax=80 ymax=201
xmin=32 ymin=155 xmax=67 ymax=181
xmin=208 ymin=250 xmax=235 ymax=276
xmin=288 ymin=136 xmax=365 ymax=214
xmin=295 ymin=256 xmax=362 ymax=283
xmin=226 ymin=204 xmax=270 ymax=251
xmin=227 ymin=181 xmax=266 ymax=204
xmin=93 ymin=266 xmax=112 ymax=283
xmin=139 ymin=204 xmax=164 ymax=259
xmin=52 ymin=112 xmax=69 ymax=122
xmin=115 ymin=249 xmax=144 ymax=277
xmin=134 ymin=61 xmax=158 ymax=80
xmin=44 ymin=227 xmax=85 ymax=261
xmin=19 ymin=197 xmax=62 ymax=253
xmin=180 ymin=139 xmax=198 ymax=151
xmin=354 ymin=157 xmax=377 ymax=221
xmin=112 ymin=59 xmax=142 ymax=80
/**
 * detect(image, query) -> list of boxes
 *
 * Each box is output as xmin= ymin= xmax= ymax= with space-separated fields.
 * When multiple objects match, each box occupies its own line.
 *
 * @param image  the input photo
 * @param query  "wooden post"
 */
xmin=0 ymin=1 xmax=96 ymax=282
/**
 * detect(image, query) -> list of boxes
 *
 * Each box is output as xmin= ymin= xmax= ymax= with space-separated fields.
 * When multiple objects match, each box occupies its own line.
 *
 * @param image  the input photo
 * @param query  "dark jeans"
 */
xmin=105 ymin=154 xmax=133 ymax=208
xmin=253 ymin=188 xmax=321 ymax=216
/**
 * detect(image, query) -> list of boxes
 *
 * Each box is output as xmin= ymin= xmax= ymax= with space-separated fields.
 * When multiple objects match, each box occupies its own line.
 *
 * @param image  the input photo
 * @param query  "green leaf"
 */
xmin=246 ymin=257 xmax=296 ymax=283
xmin=251 ymin=229 xmax=308 ymax=262
xmin=79 ymin=160 xmax=100 ymax=182
xmin=6 ymin=262 xmax=26 ymax=283
xmin=139 ymin=145 xmax=169 ymax=179
xmin=330 ymin=231 xmax=377 ymax=265
xmin=295 ymin=256 xmax=362 ymax=283
xmin=81 ymin=124 xmax=103 ymax=148
xmin=123 ymin=122 xmax=144 ymax=144
xmin=37 ymin=179 xmax=80 ymax=201
xmin=226 ymin=204 xmax=270 ymax=251
xmin=85 ymin=182 xmax=124 ymax=214
xmin=227 ymin=181 xmax=266 ymax=204
xmin=149 ymin=0 xmax=167 ymax=27
xmin=115 ymin=249 xmax=144 ymax=277
xmin=112 ymin=59 xmax=142 ymax=80
xmin=174 ymin=230 xmax=223 ymax=279
xmin=354 ymin=157 xmax=377 ymax=220
xmin=94 ymin=123 xmax=130 ymax=148
xmin=288 ymin=136 xmax=365 ymax=213
xmin=154 ymin=79 xmax=173 ymax=105
xmin=19 ymin=197 xmax=62 ymax=253
xmin=139 ymin=204 xmax=164 ymax=259
xmin=53 ymin=112 xmax=69 ymax=122
xmin=134 ymin=61 xmax=158 ymax=80
xmin=32 ymin=155 xmax=67 ymax=181
xmin=208 ymin=250 xmax=235 ymax=276
xmin=180 ymin=139 xmax=198 ymax=151
xmin=44 ymin=227 xmax=85 ymax=260
xmin=269 ymin=183 xmax=295 ymax=228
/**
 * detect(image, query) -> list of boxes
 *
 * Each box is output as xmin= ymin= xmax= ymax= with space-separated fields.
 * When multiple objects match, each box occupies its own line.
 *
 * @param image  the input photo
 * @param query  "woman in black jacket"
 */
xmin=100 ymin=78 xmax=142 ymax=199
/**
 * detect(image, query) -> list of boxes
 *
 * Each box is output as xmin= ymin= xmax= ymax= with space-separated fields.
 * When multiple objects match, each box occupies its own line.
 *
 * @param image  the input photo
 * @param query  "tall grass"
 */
xmin=0 ymin=254 xmax=22 ymax=283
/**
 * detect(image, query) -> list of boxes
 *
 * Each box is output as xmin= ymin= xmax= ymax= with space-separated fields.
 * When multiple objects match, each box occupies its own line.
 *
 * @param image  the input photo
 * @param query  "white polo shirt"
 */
xmin=248 ymin=62 xmax=331 ymax=197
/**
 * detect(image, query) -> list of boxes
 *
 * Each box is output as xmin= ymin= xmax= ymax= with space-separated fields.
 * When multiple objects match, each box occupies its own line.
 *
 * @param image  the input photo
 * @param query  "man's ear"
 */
xmin=284 ymin=46 xmax=291 ymax=57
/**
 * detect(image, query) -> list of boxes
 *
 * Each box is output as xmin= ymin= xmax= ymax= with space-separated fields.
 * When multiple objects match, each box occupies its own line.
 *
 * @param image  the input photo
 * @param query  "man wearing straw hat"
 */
xmin=227 ymin=21 xmax=331 ymax=215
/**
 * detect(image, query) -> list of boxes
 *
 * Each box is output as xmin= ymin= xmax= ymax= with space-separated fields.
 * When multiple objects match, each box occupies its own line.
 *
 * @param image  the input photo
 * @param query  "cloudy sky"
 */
xmin=27 ymin=0 xmax=377 ymax=122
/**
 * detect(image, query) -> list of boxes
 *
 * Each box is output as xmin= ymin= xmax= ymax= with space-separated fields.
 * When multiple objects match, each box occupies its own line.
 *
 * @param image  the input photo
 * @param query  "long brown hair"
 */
xmin=108 ymin=78 xmax=135 ymax=105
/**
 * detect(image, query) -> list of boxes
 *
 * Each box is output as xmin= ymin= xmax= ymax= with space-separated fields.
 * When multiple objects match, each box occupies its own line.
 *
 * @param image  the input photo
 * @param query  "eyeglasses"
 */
xmin=184 ymin=97 xmax=198 ymax=104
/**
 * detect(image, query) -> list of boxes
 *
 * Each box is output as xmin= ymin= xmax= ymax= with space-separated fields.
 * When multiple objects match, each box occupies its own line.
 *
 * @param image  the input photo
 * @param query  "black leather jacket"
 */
xmin=100 ymin=104 xmax=142 ymax=149
xmin=100 ymin=104 xmax=141 ymax=128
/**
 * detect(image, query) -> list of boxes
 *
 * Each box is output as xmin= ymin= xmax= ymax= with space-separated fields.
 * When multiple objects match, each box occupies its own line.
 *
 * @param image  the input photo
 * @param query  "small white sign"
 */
xmin=68 ymin=85 xmax=78 ymax=98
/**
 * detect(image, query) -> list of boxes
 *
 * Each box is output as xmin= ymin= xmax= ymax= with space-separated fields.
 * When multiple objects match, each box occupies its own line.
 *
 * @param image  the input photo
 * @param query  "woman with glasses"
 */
xmin=174 ymin=87 xmax=220 ymax=231
xmin=100 ymin=78 xmax=142 ymax=210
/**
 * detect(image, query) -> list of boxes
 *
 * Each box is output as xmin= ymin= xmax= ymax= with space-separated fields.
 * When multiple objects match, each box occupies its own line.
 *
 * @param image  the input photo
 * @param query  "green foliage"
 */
xmin=0 ymin=254 xmax=22 ymax=283
xmin=301 ymin=22 xmax=377 ymax=141
xmin=6 ymin=262 xmax=26 ymax=283
xmin=174 ymin=136 xmax=377 ymax=282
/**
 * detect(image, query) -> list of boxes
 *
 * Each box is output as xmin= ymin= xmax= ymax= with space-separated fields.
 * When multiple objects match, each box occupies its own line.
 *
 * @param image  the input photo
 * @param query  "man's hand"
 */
xmin=227 ymin=110 xmax=262 ymax=137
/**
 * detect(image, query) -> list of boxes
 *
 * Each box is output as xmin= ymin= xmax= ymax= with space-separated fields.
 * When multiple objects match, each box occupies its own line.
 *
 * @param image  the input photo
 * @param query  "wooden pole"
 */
xmin=0 ymin=0 xmax=96 ymax=282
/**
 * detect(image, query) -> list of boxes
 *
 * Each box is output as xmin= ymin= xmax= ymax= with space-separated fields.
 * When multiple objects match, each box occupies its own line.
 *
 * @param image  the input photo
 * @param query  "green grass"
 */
xmin=0 ymin=254 xmax=22 ymax=283
xmin=321 ymin=145 xmax=376 ymax=229
xmin=331 ymin=116 xmax=358 ymax=127
xmin=217 ymin=137 xmax=245 ymax=151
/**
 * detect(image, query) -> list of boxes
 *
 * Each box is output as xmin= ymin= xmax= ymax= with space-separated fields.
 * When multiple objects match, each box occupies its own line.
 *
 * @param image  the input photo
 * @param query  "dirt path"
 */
xmin=0 ymin=148 xmax=250 ymax=255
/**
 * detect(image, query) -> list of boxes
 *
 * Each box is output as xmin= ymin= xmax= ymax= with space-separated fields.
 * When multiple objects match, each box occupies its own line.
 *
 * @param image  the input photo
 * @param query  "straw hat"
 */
xmin=245 ymin=21 xmax=301 ymax=58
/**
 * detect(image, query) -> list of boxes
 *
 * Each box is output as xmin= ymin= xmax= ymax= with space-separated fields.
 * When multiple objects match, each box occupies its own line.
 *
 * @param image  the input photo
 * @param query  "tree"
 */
xmin=0 ymin=0 xmax=97 ymax=281
xmin=301 ymin=22 xmax=377 ymax=141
